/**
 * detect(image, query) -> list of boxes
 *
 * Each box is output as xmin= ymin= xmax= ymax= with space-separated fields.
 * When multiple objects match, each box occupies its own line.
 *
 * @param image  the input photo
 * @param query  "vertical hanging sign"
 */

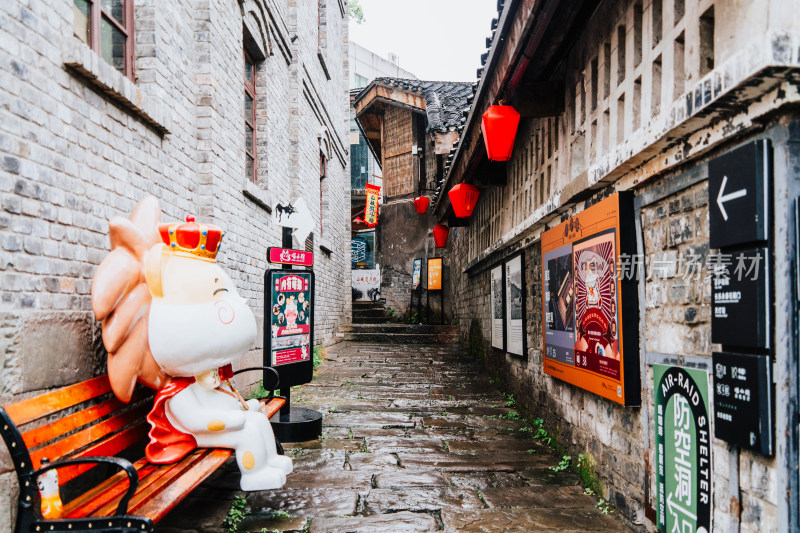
xmin=364 ymin=183 xmax=381 ymax=228
xmin=654 ymin=365 xmax=712 ymax=533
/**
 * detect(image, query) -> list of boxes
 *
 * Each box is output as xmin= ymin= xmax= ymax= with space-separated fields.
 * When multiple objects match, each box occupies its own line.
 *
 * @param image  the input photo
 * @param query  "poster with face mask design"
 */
xmin=269 ymin=272 xmax=312 ymax=366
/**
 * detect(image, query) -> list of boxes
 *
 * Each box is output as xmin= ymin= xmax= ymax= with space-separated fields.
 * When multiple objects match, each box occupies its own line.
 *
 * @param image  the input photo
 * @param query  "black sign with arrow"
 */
xmin=708 ymin=140 xmax=771 ymax=249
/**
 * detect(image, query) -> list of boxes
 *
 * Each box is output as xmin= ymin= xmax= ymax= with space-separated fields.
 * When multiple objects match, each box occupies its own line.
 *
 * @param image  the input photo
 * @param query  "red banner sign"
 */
xmin=364 ymin=183 xmax=380 ymax=227
xmin=268 ymin=247 xmax=314 ymax=266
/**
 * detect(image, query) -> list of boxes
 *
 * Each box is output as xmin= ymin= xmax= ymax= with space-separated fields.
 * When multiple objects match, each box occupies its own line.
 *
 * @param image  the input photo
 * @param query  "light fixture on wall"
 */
xmin=433 ymin=224 xmax=450 ymax=248
xmin=481 ymin=103 xmax=520 ymax=161
xmin=413 ymin=196 xmax=430 ymax=214
xmin=447 ymin=183 xmax=480 ymax=218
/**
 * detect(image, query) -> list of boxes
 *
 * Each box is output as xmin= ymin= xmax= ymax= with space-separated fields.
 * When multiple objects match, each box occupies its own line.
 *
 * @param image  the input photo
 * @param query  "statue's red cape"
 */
xmin=144 ymin=365 xmax=234 ymax=464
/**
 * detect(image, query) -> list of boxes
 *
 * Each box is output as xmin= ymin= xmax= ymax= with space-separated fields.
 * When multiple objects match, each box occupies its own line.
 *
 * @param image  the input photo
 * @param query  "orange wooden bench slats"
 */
xmin=30 ymin=403 xmax=151 ymax=469
xmin=263 ymin=397 xmax=286 ymax=419
xmin=5 ymin=376 xmax=112 ymax=426
xmin=51 ymin=423 xmax=151 ymax=485
xmin=61 ymin=457 xmax=152 ymax=519
xmin=134 ymin=449 xmax=233 ymax=523
xmin=21 ymin=389 xmax=151 ymax=449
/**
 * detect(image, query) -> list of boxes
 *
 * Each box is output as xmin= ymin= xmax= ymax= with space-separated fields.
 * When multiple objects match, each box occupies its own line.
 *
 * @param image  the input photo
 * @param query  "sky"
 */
xmin=348 ymin=0 xmax=500 ymax=82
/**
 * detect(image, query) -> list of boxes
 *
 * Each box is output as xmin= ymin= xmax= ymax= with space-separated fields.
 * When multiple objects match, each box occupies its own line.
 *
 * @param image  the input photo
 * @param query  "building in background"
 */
xmin=430 ymin=0 xmax=800 ymax=531
xmin=0 ymin=1 xmax=350 ymax=525
xmin=353 ymin=78 xmax=473 ymax=318
xmin=348 ymin=43 xmax=415 ymax=301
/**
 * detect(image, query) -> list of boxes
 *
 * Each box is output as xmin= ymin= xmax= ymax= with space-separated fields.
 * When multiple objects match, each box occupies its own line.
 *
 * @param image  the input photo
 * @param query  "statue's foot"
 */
xmin=268 ymin=454 xmax=293 ymax=475
xmin=239 ymin=467 xmax=287 ymax=491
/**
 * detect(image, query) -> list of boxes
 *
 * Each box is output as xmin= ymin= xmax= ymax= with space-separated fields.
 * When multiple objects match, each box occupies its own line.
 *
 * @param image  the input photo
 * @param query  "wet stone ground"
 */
xmin=159 ymin=342 xmax=629 ymax=532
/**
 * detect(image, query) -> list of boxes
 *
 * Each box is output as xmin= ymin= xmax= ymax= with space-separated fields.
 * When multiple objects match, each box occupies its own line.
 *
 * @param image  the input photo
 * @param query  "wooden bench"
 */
xmin=0 ymin=367 xmax=285 ymax=533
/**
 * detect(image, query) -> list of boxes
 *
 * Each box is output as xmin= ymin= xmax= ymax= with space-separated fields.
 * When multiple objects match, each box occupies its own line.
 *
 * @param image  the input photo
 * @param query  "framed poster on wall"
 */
xmin=428 ymin=257 xmax=443 ymax=290
xmin=504 ymin=254 xmax=526 ymax=357
xmin=490 ymin=264 xmax=505 ymax=350
xmin=540 ymin=192 xmax=640 ymax=406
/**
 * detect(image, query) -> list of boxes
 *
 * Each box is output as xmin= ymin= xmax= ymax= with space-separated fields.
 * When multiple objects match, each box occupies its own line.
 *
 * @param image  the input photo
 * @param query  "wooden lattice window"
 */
xmin=244 ymin=50 xmax=257 ymax=183
xmin=72 ymin=0 xmax=134 ymax=80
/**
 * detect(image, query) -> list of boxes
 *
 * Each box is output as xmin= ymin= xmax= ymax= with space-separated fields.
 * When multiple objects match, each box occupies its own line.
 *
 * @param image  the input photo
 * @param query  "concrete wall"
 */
xmin=449 ymin=0 xmax=800 ymax=531
xmin=0 ymin=0 xmax=350 ymax=527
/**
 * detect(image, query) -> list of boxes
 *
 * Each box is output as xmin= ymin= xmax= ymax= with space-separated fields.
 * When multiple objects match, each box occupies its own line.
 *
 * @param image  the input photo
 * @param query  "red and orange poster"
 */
xmin=428 ymin=257 xmax=442 ymax=290
xmin=541 ymin=193 xmax=639 ymax=406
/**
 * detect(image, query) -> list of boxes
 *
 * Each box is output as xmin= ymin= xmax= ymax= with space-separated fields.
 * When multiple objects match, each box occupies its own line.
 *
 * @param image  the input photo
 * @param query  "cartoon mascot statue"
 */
xmin=91 ymin=197 xmax=292 ymax=490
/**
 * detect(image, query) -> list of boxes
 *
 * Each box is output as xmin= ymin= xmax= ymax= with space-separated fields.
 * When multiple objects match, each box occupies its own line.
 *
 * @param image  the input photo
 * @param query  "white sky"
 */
xmin=349 ymin=0 xmax=500 ymax=82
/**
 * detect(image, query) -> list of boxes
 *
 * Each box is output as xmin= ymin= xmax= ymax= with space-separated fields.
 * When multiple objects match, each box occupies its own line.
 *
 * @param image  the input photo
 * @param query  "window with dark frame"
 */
xmin=319 ymin=152 xmax=328 ymax=236
xmin=73 ymin=0 xmax=134 ymax=80
xmin=244 ymin=50 xmax=257 ymax=183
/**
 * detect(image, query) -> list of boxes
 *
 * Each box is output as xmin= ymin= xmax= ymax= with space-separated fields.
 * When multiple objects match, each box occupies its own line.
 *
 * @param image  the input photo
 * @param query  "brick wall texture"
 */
xmin=0 ymin=0 xmax=351 ymax=526
xmin=446 ymin=0 xmax=800 ymax=531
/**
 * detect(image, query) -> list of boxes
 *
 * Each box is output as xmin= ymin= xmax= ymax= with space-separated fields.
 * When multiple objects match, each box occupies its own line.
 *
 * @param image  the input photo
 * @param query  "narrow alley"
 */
xmin=159 ymin=337 xmax=628 ymax=532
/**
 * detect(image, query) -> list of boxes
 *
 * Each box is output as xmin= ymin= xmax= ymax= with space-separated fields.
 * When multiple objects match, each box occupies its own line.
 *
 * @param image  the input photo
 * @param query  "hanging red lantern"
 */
xmin=413 ymin=196 xmax=430 ymax=214
xmin=481 ymin=104 xmax=521 ymax=161
xmin=448 ymin=183 xmax=480 ymax=218
xmin=433 ymin=224 xmax=450 ymax=248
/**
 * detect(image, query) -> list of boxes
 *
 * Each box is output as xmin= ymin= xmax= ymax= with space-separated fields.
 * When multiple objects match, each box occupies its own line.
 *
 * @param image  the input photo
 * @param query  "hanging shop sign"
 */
xmin=654 ymin=365 xmax=712 ymax=533
xmin=540 ymin=192 xmax=640 ymax=406
xmin=448 ymin=183 xmax=481 ymax=218
xmin=412 ymin=259 xmax=422 ymax=290
xmin=413 ymin=196 xmax=430 ymax=214
xmin=490 ymin=264 xmax=505 ymax=350
xmin=481 ymin=104 xmax=521 ymax=162
xmin=364 ymin=183 xmax=381 ymax=227
xmin=352 ymin=268 xmax=380 ymax=302
xmin=712 ymin=351 xmax=773 ymax=455
xmin=428 ymin=257 xmax=443 ymax=291
xmin=265 ymin=270 xmax=314 ymax=387
xmin=504 ymin=255 xmax=525 ymax=356
xmin=268 ymin=247 xmax=314 ymax=267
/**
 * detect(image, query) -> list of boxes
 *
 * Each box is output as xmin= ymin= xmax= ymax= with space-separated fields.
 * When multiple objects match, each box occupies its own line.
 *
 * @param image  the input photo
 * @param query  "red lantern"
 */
xmin=448 ymin=183 xmax=480 ymax=218
xmin=433 ymin=224 xmax=450 ymax=248
xmin=413 ymin=196 xmax=430 ymax=214
xmin=481 ymin=104 xmax=521 ymax=161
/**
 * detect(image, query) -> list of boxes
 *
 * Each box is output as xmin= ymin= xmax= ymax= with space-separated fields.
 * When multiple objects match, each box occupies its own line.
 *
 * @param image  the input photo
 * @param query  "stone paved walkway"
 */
xmin=159 ymin=342 xmax=629 ymax=532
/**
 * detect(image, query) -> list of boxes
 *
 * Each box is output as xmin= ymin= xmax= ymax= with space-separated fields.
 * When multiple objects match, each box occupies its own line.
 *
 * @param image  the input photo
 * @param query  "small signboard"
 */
xmin=710 ymin=247 xmax=770 ymax=349
xmin=265 ymin=269 xmax=314 ymax=386
xmin=428 ymin=257 xmax=442 ymax=290
xmin=654 ymin=365 xmax=712 ymax=533
xmin=268 ymin=247 xmax=314 ymax=267
xmin=412 ymin=259 xmax=422 ymax=290
xmin=712 ymin=352 xmax=773 ymax=455
xmin=490 ymin=264 xmax=505 ymax=350
xmin=505 ymin=254 xmax=525 ymax=357
xmin=540 ymin=192 xmax=640 ymax=406
xmin=709 ymin=140 xmax=771 ymax=249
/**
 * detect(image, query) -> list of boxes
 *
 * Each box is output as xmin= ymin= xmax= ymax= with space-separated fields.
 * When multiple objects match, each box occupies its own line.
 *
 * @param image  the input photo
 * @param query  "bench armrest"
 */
xmin=232 ymin=366 xmax=281 ymax=398
xmin=31 ymin=456 xmax=139 ymax=517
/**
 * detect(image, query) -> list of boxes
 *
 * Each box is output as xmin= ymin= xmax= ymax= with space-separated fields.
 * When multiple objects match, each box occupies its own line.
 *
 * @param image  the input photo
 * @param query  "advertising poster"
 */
xmin=540 ymin=192 xmax=640 ymax=406
xmin=505 ymin=254 xmax=525 ymax=356
xmin=412 ymin=259 xmax=422 ymax=290
xmin=269 ymin=272 xmax=312 ymax=366
xmin=654 ymin=365 xmax=712 ymax=533
xmin=544 ymin=244 xmax=574 ymax=365
xmin=490 ymin=264 xmax=505 ymax=350
xmin=428 ymin=257 xmax=442 ymax=290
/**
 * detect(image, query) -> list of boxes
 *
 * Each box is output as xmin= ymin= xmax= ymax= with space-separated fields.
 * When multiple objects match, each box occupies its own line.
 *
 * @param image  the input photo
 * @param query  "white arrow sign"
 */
xmin=716 ymin=175 xmax=747 ymax=222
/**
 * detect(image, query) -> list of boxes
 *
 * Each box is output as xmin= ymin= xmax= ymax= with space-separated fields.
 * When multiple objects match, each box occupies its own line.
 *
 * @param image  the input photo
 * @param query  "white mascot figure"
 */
xmin=91 ymin=197 xmax=292 ymax=490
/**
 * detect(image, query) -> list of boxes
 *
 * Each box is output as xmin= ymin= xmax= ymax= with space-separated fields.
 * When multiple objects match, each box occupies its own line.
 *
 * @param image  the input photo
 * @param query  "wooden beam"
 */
xmin=511 ymin=80 xmax=565 ymax=118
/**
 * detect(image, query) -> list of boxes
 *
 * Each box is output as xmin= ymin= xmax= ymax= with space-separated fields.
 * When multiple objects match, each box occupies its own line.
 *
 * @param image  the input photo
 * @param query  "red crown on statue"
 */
xmin=158 ymin=215 xmax=224 ymax=261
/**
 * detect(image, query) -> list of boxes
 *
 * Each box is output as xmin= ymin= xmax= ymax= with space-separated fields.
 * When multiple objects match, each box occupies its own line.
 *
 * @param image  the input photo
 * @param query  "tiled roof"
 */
xmin=371 ymin=77 xmax=476 ymax=133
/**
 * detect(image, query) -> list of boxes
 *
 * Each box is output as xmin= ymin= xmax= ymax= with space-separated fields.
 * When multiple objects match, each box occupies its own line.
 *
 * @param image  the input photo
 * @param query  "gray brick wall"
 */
xmin=0 ymin=0 xmax=350 ymax=526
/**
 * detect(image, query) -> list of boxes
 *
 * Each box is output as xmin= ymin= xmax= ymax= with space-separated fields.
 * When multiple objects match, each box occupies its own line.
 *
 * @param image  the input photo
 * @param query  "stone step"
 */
xmin=352 ymin=309 xmax=394 ymax=318
xmin=352 ymin=301 xmax=385 ymax=310
xmin=352 ymin=316 xmax=403 ymax=324
xmin=340 ymin=331 xmax=458 ymax=344
xmin=340 ymin=324 xmax=458 ymax=334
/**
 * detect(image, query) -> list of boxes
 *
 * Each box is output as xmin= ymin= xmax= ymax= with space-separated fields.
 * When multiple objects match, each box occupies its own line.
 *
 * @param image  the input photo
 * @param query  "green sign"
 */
xmin=654 ymin=365 xmax=712 ymax=533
